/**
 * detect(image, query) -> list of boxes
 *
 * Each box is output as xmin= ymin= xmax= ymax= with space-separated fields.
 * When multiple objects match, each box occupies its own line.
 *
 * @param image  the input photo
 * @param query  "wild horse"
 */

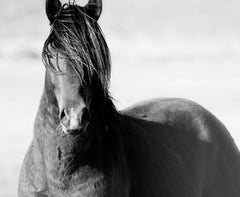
xmin=18 ymin=0 xmax=240 ymax=196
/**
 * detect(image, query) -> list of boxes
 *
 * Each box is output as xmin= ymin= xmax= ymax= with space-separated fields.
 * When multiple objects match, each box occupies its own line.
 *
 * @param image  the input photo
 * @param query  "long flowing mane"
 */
xmin=42 ymin=2 xmax=111 ymax=91
xmin=41 ymin=3 xmax=130 ymax=197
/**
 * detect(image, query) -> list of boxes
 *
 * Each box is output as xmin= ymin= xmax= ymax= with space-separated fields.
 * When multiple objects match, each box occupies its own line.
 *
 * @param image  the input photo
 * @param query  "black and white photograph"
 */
xmin=0 ymin=0 xmax=240 ymax=196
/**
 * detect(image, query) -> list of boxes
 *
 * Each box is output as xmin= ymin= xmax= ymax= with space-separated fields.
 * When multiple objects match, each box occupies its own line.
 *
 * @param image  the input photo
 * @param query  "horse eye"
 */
xmin=51 ymin=41 xmax=61 ymax=49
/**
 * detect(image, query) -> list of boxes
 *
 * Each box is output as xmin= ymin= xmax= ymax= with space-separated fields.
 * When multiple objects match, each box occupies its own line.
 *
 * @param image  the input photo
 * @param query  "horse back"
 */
xmin=122 ymin=98 xmax=238 ymax=148
xmin=121 ymin=98 xmax=240 ymax=197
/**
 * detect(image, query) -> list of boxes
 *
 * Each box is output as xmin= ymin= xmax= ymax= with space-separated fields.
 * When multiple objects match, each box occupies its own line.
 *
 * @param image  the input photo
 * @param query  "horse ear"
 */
xmin=46 ymin=0 xmax=62 ymax=24
xmin=84 ymin=0 xmax=102 ymax=21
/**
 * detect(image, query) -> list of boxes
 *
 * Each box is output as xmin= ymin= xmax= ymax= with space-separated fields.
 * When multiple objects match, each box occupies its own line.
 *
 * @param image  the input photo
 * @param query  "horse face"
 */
xmin=47 ymin=51 xmax=90 ymax=135
xmin=43 ymin=0 xmax=106 ymax=134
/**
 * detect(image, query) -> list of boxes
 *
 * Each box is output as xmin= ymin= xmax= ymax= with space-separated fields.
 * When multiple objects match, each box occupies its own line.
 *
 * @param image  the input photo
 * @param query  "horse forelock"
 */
xmin=42 ymin=3 xmax=111 ymax=91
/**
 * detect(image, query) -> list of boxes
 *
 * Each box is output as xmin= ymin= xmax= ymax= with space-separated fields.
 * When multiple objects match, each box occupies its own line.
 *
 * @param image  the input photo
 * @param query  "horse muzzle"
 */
xmin=59 ymin=107 xmax=90 ymax=135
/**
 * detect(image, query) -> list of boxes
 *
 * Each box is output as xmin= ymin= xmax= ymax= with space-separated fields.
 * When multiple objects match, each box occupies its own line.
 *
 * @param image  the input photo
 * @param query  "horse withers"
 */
xmin=18 ymin=0 xmax=240 ymax=196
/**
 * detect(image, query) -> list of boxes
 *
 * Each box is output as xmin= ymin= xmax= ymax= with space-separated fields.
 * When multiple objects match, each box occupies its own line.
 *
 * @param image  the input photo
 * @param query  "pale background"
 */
xmin=0 ymin=0 xmax=240 ymax=196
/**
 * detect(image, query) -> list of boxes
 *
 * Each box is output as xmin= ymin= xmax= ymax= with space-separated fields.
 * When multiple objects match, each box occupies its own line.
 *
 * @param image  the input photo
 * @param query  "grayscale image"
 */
xmin=0 ymin=0 xmax=240 ymax=196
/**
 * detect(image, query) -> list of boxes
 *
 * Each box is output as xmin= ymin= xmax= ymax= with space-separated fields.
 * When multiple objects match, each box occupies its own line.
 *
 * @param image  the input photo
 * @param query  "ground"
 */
xmin=0 ymin=0 xmax=240 ymax=196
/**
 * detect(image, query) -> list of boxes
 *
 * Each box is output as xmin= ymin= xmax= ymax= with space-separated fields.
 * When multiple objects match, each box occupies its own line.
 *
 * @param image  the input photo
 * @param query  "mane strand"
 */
xmin=42 ymin=3 xmax=111 ymax=91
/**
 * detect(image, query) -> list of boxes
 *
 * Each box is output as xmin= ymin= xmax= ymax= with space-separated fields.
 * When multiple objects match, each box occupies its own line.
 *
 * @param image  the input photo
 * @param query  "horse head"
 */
xmin=43 ymin=0 xmax=110 ymax=135
xmin=44 ymin=52 xmax=90 ymax=134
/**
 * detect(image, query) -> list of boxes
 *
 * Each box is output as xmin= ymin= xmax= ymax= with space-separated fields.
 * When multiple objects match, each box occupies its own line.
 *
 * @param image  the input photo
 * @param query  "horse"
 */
xmin=18 ymin=0 xmax=240 ymax=196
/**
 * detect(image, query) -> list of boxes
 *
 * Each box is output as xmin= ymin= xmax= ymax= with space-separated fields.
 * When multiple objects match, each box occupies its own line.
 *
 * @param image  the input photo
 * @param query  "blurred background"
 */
xmin=0 ymin=0 xmax=239 ymax=196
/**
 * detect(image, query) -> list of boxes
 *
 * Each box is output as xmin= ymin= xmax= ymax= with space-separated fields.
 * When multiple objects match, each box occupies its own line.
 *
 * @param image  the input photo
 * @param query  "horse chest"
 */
xmin=43 ymin=156 xmax=107 ymax=197
xmin=46 ymin=175 xmax=107 ymax=197
xmin=35 ymin=159 xmax=105 ymax=197
xmin=30 ymin=140 xmax=106 ymax=196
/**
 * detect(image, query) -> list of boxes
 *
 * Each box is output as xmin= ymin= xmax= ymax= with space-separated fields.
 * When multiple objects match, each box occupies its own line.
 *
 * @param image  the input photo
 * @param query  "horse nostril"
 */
xmin=59 ymin=108 xmax=67 ymax=121
xmin=81 ymin=108 xmax=90 ymax=125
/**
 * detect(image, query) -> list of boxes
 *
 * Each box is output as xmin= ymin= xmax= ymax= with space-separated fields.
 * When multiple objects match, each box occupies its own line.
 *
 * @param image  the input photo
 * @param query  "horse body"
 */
xmin=121 ymin=98 xmax=240 ymax=197
xmin=18 ymin=0 xmax=240 ymax=196
xmin=19 ymin=96 xmax=240 ymax=197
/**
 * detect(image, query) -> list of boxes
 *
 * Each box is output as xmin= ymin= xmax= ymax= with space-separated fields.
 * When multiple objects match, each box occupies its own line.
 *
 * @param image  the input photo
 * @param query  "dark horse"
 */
xmin=18 ymin=0 xmax=240 ymax=196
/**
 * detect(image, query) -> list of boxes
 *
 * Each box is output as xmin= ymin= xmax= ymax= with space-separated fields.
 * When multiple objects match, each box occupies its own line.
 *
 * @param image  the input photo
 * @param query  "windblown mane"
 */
xmin=42 ymin=3 xmax=130 ymax=197
xmin=42 ymin=3 xmax=111 ymax=91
